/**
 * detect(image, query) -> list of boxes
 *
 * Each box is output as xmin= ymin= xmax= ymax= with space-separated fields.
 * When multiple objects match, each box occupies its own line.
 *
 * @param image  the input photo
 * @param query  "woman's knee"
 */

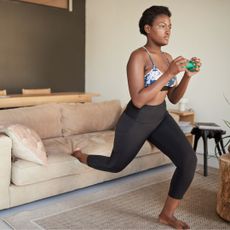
xmin=190 ymin=151 xmax=197 ymax=169
xmin=107 ymin=161 xmax=127 ymax=173
xmin=108 ymin=164 xmax=126 ymax=173
xmin=182 ymin=150 xmax=197 ymax=173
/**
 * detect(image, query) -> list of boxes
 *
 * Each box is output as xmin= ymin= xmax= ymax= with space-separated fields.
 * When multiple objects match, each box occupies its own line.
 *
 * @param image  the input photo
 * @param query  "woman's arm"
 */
xmin=168 ymin=57 xmax=201 ymax=104
xmin=167 ymin=74 xmax=191 ymax=104
xmin=127 ymin=50 xmax=185 ymax=108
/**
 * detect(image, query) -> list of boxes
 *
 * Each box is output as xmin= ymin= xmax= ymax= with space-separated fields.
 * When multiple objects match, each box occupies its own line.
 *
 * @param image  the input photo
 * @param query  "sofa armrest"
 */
xmin=0 ymin=134 xmax=12 ymax=209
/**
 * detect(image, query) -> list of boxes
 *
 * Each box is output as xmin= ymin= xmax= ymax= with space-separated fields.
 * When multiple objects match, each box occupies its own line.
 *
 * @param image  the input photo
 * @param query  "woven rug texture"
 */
xmin=2 ymin=166 xmax=229 ymax=229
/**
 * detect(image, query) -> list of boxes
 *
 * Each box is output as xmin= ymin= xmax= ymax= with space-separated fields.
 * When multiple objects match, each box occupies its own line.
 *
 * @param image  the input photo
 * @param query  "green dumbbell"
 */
xmin=185 ymin=60 xmax=197 ymax=72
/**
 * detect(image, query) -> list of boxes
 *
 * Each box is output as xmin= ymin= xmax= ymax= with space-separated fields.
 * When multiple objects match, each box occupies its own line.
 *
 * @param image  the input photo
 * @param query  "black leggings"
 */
xmin=87 ymin=101 xmax=197 ymax=199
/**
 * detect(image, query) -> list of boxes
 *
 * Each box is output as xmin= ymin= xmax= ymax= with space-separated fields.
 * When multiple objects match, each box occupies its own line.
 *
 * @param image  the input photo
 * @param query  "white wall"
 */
xmin=86 ymin=0 xmax=230 ymax=154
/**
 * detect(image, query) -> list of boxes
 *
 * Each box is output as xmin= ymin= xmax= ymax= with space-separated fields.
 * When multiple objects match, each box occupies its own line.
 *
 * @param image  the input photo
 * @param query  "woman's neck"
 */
xmin=144 ymin=42 xmax=162 ymax=54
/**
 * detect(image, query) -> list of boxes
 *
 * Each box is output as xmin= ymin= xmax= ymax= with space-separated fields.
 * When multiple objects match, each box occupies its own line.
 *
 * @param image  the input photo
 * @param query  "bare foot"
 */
xmin=71 ymin=148 xmax=88 ymax=164
xmin=158 ymin=213 xmax=190 ymax=229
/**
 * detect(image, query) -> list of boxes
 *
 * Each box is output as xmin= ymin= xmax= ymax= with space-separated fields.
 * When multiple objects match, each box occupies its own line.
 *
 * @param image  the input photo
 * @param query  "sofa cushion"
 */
xmin=4 ymin=124 xmax=47 ymax=165
xmin=0 ymin=103 xmax=62 ymax=139
xmin=68 ymin=130 xmax=160 ymax=158
xmin=11 ymin=152 xmax=86 ymax=186
xmin=43 ymin=136 xmax=73 ymax=155
xmin=61 ymin=100 xmax=122 ymax=136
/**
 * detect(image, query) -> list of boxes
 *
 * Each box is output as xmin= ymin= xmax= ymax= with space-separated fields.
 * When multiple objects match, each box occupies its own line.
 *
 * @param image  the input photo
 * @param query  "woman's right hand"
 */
xmin=166 ymin=56 xmax=188 ymax=76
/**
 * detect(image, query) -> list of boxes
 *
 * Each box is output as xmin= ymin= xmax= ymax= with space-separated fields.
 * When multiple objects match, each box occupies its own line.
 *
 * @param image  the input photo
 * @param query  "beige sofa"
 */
xmin=0 ymin=100 xmax=177 ymax=210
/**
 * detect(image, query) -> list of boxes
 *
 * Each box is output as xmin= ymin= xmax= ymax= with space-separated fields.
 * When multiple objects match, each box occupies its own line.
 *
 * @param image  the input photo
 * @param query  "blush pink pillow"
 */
xmin=4 ymin=124 xmax=47 ymax=165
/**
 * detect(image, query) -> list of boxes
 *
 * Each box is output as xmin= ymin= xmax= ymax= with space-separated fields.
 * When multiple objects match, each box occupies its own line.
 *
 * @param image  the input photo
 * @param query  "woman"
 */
xmin=72 ymin=5 xmax=201 ymax=229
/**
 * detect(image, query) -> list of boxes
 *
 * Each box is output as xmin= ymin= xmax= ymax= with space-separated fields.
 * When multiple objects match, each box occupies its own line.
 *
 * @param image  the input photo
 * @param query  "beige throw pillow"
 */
xmin=4 ymin=124 xmax=47 ymax=165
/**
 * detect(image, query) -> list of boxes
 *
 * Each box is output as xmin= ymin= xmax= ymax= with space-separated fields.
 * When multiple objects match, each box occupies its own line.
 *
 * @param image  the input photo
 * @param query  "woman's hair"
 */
xmin=139 ymin=6 xmax=171 ymax=36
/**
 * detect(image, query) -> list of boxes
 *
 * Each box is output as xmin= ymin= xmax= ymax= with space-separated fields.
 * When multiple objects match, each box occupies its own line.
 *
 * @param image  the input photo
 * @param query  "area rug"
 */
xmin=2 ymin=166 xmax=229 ymax=229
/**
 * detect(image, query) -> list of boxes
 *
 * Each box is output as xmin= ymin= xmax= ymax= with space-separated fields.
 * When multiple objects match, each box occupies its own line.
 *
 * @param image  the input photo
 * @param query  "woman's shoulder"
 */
xmin=129 ymin=47 xmax=147 ymax=61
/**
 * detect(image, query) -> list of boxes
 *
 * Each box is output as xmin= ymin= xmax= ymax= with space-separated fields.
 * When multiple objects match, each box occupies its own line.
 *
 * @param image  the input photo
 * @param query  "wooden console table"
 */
xmin=169 ymin=109 xmax=195 ymax=145
xmin=0 ymin=92 xmax=99 ymax=109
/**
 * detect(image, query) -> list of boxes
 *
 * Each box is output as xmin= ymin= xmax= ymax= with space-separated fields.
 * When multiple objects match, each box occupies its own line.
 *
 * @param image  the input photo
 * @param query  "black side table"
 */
xmin=191 ymin=127 xmax=226 ymax=176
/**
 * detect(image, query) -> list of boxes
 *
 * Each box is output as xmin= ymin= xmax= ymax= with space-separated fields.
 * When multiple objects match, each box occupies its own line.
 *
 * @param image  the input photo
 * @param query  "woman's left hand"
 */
xmin=184 ymin=57 xmax=202 ymax=78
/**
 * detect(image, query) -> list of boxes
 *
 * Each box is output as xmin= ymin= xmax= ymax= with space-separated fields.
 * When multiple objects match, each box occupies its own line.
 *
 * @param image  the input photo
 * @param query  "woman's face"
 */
xmin=146 ymin=14 xmax=172 ymax=46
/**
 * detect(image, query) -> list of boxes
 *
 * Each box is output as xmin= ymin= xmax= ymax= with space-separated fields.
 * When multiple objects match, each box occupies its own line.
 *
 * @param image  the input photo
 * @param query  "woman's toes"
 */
xmin=73 ymin=147 xmax=81 ymax=153
xmin=71 ymin=148 xmax=82 ymax=158
xmin=158 ymin=214 xmax=190 ymax=229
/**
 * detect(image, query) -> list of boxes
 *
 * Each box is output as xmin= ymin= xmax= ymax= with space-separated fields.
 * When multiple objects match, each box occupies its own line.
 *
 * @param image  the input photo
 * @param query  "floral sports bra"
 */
xmin=143 ymin=47 xmax=176 ymax=91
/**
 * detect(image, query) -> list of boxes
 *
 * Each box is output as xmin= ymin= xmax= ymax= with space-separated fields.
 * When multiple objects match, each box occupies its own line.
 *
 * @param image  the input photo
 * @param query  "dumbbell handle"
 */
xmin=185 ymin=61 xmax=197 ymax=72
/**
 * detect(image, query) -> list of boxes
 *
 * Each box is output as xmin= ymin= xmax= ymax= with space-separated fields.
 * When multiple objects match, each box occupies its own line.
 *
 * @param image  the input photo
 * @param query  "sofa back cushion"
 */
xmin=0 ymin=103 xmax=62 ymax=139
xmin=61 ymin=100 xmax=122 ymax=136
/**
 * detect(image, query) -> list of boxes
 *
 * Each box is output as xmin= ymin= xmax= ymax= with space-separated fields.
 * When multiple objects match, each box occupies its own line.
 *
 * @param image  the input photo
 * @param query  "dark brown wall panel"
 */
xmin=0 ymin=0 xmax=85 ymax=94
